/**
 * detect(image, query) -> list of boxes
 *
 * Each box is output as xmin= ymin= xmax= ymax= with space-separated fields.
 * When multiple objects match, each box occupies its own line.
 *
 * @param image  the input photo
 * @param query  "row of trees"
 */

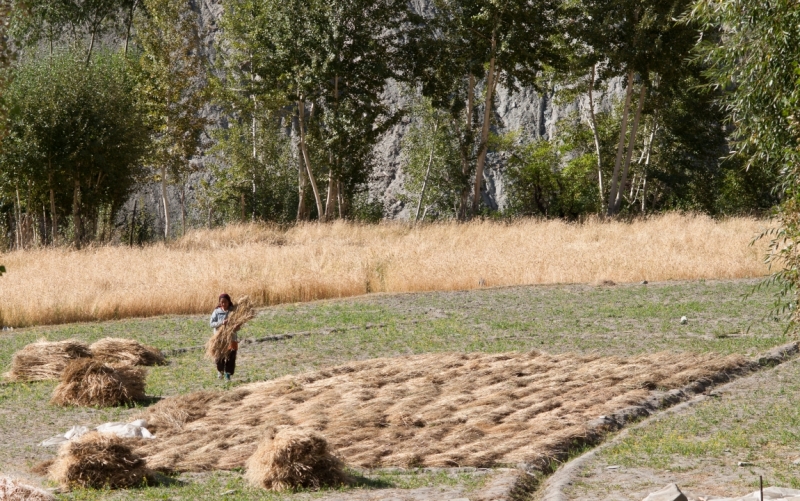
xmin=0 ymin=0 xmax=785 ymax=249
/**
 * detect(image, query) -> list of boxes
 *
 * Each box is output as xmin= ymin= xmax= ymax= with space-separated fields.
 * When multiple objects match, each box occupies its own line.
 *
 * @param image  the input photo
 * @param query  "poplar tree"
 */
xmin=575 ymin=0 xmax=697 ymax=215
xmin=417 ymin=0 xmax=562 ymax=216
xmin=136 ymin=0 xmax=208 ymax=238
xmin=221 ymin=0 xmax=408 ymax=221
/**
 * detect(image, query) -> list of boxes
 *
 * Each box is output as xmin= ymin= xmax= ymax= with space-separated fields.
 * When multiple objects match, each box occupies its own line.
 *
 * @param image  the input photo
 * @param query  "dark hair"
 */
xmin=218 ymin=293 xmax=233 ymax=307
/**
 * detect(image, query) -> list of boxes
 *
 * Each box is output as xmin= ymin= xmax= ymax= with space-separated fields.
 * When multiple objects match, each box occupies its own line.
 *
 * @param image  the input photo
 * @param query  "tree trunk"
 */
xmin=297 ymin=157 xmax=308 ymax=221
xmin=161 ymin=166 xmax=170 ymax=239
xmin=297 ymin=99 xmax=324 ymax=221
xmin=641 ymin=113 xmax=657 ymax=213
xmin=337 ymin=180 xmax=343 ymax=218
xmin=607 ymin=71 xmax=635 ymax=216
xmin=587 ymin=64 xmax=604 ymax=205
xmin=124 ymin=0 xmax=138 ymax=56
xmin=415 ymin=123 xmax=437 ymax=223
xmin=473 ymin=38 xmax=498 ymax=215
xmin=49 ymin=171 xmax=57 ymax=246
xmin=325 ymin=169 xmax=339 ymax=220
xmin=14 ymin=186 xmax=21 ymax=250
xmin=86 ymin=26 xmax=97 ymax=65
xmin=180 ymin=184 xmax=186 ymax=236
xmin=130 ymin=199 xmax=137 ymax=246
xmin=459 ymin=74 xmax=475 ymax=220
xmin=72 ymin=179 xmax=82 ymax=249
xmin=612 ymin=82 xmax=646 ymax=214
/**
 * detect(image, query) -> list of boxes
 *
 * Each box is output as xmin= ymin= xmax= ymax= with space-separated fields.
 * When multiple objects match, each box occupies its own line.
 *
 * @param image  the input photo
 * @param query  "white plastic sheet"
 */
xmin=39 ymin=419 xmax=154 ymax=446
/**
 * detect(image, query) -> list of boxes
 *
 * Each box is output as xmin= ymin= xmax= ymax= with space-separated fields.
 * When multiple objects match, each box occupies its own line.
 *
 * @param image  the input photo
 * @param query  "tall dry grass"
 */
xmin=0 ymin=214 xmax=770 ymax=327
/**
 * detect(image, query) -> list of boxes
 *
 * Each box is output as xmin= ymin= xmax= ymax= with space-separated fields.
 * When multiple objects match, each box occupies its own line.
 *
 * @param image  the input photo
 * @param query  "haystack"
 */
xmin=0 ymin=475 xmax=55 ymax=501
xmin=51 ymin=359 xmax=146 ymax=407
xmin=90 ymin=337 xmax=166 ymax=366
xmin=49 ymin=432 xmax=150 ymax=490
xmin=204 ymin=296 xmax=256 ymax=361
xmin=4 ymin=339 xmax=91 ymax=382
xmin=245 ymin=428 xmax=347 ymax=491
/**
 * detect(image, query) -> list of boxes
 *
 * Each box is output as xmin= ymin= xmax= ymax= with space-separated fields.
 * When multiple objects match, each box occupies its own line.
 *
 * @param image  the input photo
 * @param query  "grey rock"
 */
xmin=680 ymin=316 xmax=689 ymax=325
xmin=642 ymin=483 xmax=688 ymax=501
xmin=118 ymin=0 xmax=627 ymax=226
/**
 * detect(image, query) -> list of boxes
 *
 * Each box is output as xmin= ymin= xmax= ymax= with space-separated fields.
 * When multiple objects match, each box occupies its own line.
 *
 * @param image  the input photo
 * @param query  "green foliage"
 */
xmin=689 ymin=0 xmax=800 ymax=323
xmin=221 ymin=0 xmax=409 ymax=219
xmin=400 ymin=95 xmax=465 ymax=221
xmin=135 ymin=0 xmax=209 ymax=236
xmin=204 ymin=115 xmax=298 ymax=225
xmin=0 ymin=50 xmax=148 ymax=245
xmin=349 ymin=191 xmax=385 ymax=223
xmin=10 ymin=0 xmax=131 ymax=61
xmin=501 ymin=136 xmax=598 ymax=219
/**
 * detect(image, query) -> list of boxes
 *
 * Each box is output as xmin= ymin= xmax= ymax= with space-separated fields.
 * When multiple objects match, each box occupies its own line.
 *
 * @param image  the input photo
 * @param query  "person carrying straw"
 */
xmin=210 ymin=293 xmax=239 ymax=381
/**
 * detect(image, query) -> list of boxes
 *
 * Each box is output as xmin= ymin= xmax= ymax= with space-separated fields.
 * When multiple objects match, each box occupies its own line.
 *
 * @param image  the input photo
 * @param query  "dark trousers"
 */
xmin=215 ymin=350 xmax=237 ymax=375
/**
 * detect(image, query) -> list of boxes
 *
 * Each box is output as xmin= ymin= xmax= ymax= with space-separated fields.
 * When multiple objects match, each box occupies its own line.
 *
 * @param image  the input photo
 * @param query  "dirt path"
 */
xmin=546 ymin=356 xmax=800 ymax=500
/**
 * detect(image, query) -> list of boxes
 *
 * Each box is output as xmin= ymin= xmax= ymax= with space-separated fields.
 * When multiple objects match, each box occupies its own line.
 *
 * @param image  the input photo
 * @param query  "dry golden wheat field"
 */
xmin=0 ymin=214 xmax=769 ymax=327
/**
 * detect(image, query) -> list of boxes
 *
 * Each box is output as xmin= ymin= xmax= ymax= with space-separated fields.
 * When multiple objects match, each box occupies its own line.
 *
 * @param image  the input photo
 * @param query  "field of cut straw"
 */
xmin=135 ymin=350 xmax=748 ymax=473
xmin=0 ymin=214 xmax=770 ymax=327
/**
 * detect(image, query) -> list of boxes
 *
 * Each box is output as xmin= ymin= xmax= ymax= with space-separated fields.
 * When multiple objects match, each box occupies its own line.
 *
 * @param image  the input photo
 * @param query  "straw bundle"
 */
xmin=0 ymin=475 xmax=55 ymax=501
xmin=245 ymin=428 xmax=347 ymax=491
xmin=90 ymin=338 xmax=165 ymax=366
xmin=4 ymin=339 xmax=91 ymax=382
xmin=135 ymin=350 xmax=749 ymax=473
xmin=51 ymin=359 xmax=146 ymax=407
xmin=49 ymin=432 xmax=150 ymax=490
xmin=204 ymin=296 xmax=256 ymax=361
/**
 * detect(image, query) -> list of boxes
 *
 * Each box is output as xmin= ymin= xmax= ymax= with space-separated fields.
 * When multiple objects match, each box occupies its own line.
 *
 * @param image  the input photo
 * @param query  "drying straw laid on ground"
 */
xmin=90 ymin=338 xmax=165 ymax=366
xmin=205 ymin=296 xmax=255 ymax=361
xmin=245 ymin=428 xmax=347 ymax=492
xmin=49 ymin=432 xmax=150 ymax=490
xmin=0 ymin=475 xmax=55 ymax=500
xmin=51 ymin=359 xmax=146 ymax=407
xmin=3 ymin=339 xmax=91 ymax=382
xmin=135 ymin=350 xmax=748 ymax=472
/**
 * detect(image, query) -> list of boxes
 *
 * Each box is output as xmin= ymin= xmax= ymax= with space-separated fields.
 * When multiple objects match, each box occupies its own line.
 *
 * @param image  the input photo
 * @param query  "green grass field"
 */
xmin=0 ymin=279 xmax=789 ymax=500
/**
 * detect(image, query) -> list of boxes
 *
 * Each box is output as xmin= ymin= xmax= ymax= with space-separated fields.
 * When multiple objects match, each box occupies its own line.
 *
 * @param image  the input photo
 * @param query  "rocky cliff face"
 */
xmin=133 ymin=0 xmax=620 ymax=234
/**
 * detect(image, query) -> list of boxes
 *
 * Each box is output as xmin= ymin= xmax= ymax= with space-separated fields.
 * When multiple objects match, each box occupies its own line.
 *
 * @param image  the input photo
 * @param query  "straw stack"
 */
xmin=49 ymin=432 xmax=150 ymax=490
xmin=4 ymin=339 xmax=91 ymax=382
xmin=51 ymin=359 xmax=146 ymax=407
xmin=90 ymin=338 xmax=165 ymax=366
xmin=245 ymin=428 xmax=347 ymax=491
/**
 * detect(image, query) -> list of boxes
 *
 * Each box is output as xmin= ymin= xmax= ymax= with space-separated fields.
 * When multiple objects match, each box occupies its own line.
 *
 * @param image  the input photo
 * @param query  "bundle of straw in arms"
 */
xmin=204 ymin=296 xmax=256 ymax=361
